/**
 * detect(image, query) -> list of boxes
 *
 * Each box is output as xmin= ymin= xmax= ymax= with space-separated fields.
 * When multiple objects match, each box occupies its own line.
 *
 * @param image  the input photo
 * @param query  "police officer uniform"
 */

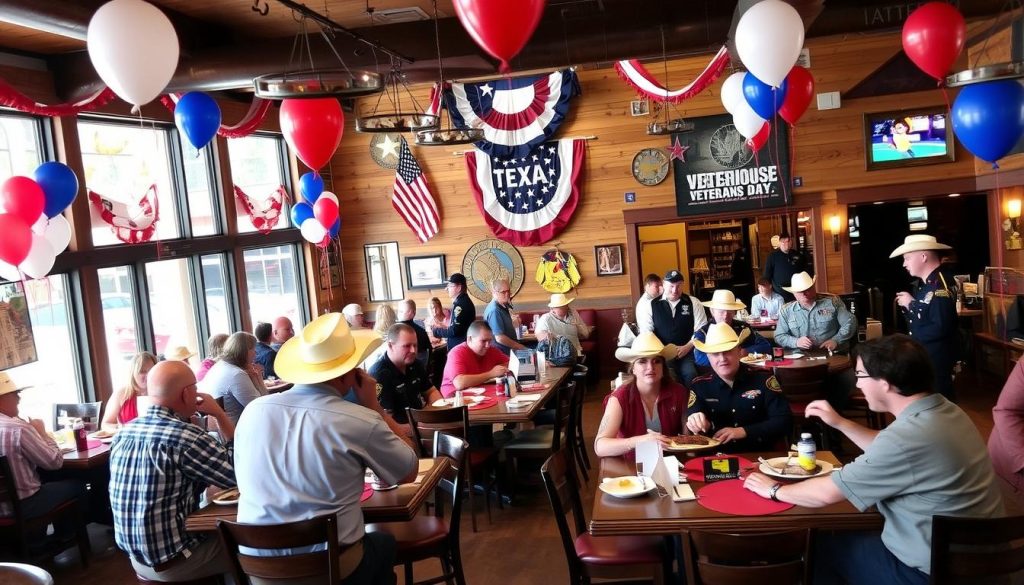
xmin=432 ymin=273 xmax=477 ymax=350
xmin=369 ymin=352 xmax=435 ymax=424
xmin=687 ymin=368 xmax=792 ymax=453
xmin=903 ymin=267 xmax=958 ymax=400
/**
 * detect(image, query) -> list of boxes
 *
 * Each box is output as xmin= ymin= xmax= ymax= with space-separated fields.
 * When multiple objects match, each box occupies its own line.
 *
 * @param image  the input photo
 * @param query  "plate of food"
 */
xmin=664 ymin=434 xmax=721 ymax=452
xmin=431 ymin=396 xmax=484 ymax=407
xmin=210 ymin=487 xmax=241 ymax=505
xmin=88 ymin=429 xmax=116 ymax=443
xmin=783 ymin=352 xmax=804 ymax=360
xmin=758 ymin=456 xmax=834 ymax=479
xmin=598 ymin=476 xmax=656 ymax=498
xmin=739 ymin=353 xmax=768 ymax=364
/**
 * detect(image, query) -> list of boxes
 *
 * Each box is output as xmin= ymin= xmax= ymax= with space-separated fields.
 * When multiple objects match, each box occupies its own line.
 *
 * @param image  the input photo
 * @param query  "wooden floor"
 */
xmin=35 ymin=373 xmax=1003 ymax=584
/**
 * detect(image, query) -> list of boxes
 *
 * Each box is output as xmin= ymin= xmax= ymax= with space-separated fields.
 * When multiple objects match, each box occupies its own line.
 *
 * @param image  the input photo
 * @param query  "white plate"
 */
xmin=431 ymin=396 xmax=483 ymax=407
xmin=783 ymin=353 xmax=804 ymax=359
xmin=599 ymin=476 xmax=656 ymax=498
xmin=505 ymin=398 xmax=531 ymax=408
xmin=739 ymin=353 xmax=769 ymax=364
xmin=758 ymin=457 xmax=834 ymax=479
xmin=211 ymin=487 xmax=240 ymax=505
xmin=663 ymin=435 xmax=721 ymax=452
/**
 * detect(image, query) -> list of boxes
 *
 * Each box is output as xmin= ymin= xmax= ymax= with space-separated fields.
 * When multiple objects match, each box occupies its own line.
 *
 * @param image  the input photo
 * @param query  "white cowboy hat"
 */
xmin=165 ymin=346 xmax=196 ymax=361
xmin=888 ymin=235 xmax=952 ymax=258
xmin=342 ymin=303 xmax=364 ymax=317
xmin=614 ymin=332 xmax=678 ymax=363
xmin=548 ymin=293 xmax=574 ymax=308
xmin=275 ymin=313 xmax=383 ymax=384
xmin=692 ymin=322 xmax=751 ymax=354
xmin=0 ymin=372 xmax=28 ymax=397
xmin=703 ymin=289 xmax=746 ymax=311
xmin=782 ymin=271 xmax=816 ymax=293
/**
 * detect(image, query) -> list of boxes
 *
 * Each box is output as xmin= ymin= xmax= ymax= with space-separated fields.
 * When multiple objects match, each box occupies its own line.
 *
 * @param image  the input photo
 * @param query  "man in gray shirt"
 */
xmin=484 ymin=278 xmax=525 ymax=355
xmin=743 ymin=334 xmax=1004 ymax=584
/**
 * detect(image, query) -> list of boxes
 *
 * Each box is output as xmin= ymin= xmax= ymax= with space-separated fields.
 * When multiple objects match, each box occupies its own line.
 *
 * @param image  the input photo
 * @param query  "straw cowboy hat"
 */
xmin=275 ymin=313 xmax=383 ymax=384
xmin=704 ymin=289 xmax=746 ymax=311
xmin=692 ymin=322 xmax=751 ymax=354
xmin=782 ymin=271 xmax=816 ymax=293
xmin=614 ymin=332 xmax=679 ymax=363
xmin=548 ymin=293 xmax=574 ymax=308
xmin=165 ymin=346 xmax=196 ymax=361
xmin=0 ymin=372 xmax=28 ymax=397
xmin=888 ymin=235 xmax=952 ymax=258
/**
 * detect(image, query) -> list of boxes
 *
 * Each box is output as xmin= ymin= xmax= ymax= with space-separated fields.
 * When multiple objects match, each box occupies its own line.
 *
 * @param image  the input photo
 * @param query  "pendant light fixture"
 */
xmin=646 ymin=24 xmax=694 ymax=136
xmin=355 ymin=61 xmax=440 ymax=132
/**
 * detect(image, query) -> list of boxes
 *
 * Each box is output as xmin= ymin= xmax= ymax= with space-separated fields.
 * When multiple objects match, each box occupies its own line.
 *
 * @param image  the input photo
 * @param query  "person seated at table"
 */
xmin=424 ymin=296 xmax=449 ymax=346
xmin=774 ymin=272 xmax=856 ymax=353
xmin=535 ymin=293 xmax=592 ymax=357
xmin=195 ymin=333 xmax=228 ymax=382
xmin=594 ymin=332 xmax=688 ymax=457
xmin=750 ymin=277 xmax=784 ymax=320
xmin=198 ymin=331 xmax=267 ymax=424
xmin=101 ymin=351 xmax=157 ymax=431
xmin=253 ymin=322 xmax=277 ymax=379
xmin=687 ymin=323 xmax=791 ymax=452
xmin=692 ymin=290 xmax=771 ymax=368
xmin=633 ymin=273 xmax=662 ymax=332
xmin=164 ymin=346 xmax=196 ymax=365
xmin=342 ymin=303 xmax=367 ymax=329
xmin=270 ymin=316 xmax=295 ymax=350
xmin=396 ymin=298 xmax=432 ymax=364
xmin=439 ymin=321 xmax=508 ymax=398
xmin=0 ymin=372 xmax=87 ymax=545
xmin=369 ymin=323 xmax=442 ymax=437
xmin=234 ymin=312 xmax=418 ymax=585
xmin=110 ymin=360 xmax=237 ymax=583
xmin=989 ymin=358 xmax=1024 ymax=507
xmin=639 ymin=269 xmax=708 ymax=386
xmin=485 ymin=278 xmax=526 ymax=355
xmin=743 ymin=334 xmax=1004 ymax=585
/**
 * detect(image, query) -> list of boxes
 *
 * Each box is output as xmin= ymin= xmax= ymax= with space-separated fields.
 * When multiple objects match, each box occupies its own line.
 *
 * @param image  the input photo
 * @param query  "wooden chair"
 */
xmin=406 ymin=405 xmax=498 ymax=532
xmin=216 ymin=513 xmax=343 ymax=584
xmin=503 ymin=381 xmax=576 ymax=496
xmin=541 ymin=449 xmax=670 ymax=585
xmin=571 ymin=366 xmax=592 ymax=479
xmin=136 ymin=576 xmax=220 ymax=584
xmin=930 ymin=514 xmax=1024 ymax=584
xmin=682 ymin=529 xmax=811 ymax=585
xmin=367 ymin=432 xmax=468 ymax=585
xmin=52 ymin=402 xmax=102 ymax=432
xmin=772 ymin=364 xmax=830 ymax=448
xmin=0 ymin=457 xmax=89 ymax=567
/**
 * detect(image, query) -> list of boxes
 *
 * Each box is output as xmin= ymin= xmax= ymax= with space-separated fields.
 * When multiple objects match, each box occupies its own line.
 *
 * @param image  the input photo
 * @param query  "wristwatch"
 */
xmin=768 ymin=483 xmax=783 ymax=502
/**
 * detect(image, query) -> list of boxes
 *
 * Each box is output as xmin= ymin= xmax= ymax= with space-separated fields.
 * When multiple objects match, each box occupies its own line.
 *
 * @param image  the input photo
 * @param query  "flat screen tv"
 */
xmin=864 ymin=106 xmax=955 ymax=171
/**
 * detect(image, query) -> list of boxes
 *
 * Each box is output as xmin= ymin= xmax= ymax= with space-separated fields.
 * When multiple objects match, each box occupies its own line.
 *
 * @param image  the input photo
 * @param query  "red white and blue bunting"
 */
xmin=88 ymin=185 xmax=160 ymax=244
xmin=614 ymin=45 xmax=731 ymax=104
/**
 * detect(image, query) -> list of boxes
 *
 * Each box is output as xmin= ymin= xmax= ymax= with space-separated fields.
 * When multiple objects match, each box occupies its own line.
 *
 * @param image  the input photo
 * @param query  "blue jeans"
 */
xmin=814 ymin=531 xmax=927 ymax=585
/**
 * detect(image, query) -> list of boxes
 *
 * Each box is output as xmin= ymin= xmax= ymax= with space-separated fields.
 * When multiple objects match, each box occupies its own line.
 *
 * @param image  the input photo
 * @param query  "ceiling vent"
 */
xmin=373 ymin=7 xmax=432 ymax=24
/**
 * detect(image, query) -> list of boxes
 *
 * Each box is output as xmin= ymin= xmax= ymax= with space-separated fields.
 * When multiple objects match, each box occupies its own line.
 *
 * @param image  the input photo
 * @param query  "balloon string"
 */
xmin=940 ymin=85 xmax=952 ymax=115
xmin=995 ymin=167 xmax=1006 ymax=338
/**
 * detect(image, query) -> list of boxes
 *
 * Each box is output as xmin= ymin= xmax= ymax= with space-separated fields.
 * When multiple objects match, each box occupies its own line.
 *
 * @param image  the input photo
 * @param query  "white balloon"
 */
xmin=318 ymin=191 xmax=339 ymax=206
xmin=44 ymin=215 xmax=72 ymax=253
xmin=299 ymin=218 xmax=327 ymax=245
xmin=87 ymin=0 xmax=180 ymax=107
xmin=18 ymin=235 xmax=55 ymax=280
xmin=0 ymin=261 xmax=20 ymax=282
xmin=732 ymin=100 xmax=767 ymax=139
xmin=720 ymin=72 xmax=748 ymax=114
xmin=735 ymin=0 xmax=805 ymax=88
xmin=31 ymin=213 xmax=47 ymax=235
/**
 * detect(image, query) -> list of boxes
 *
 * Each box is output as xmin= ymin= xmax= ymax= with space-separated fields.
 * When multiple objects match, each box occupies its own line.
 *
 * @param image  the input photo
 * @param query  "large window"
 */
xmin=227 ymin=135 xmax=291 ymax=234
xmin=146 ymin=258 xmax=201 ymax=360
xmin=183 ymin=148 xmax=220 ymax=237
xmin=244 ymin=245 xmax=303 ymax=328
xmin=98 ymin=266 xmax=148 ymax=387
xmin=201 ymin=254 xmax=233 ymax=336
xmin=0 ymin=113 xmax=43 ymax=178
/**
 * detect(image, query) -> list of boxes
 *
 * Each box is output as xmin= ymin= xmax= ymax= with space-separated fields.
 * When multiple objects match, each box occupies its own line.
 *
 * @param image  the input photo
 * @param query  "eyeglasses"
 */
xmin=854 ymin=371 xmax=872 ymax=379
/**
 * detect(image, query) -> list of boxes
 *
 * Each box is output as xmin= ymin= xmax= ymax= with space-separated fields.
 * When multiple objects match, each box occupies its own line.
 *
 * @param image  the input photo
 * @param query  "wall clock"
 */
xmin=631 ymin=148 xmax=670 ymax=186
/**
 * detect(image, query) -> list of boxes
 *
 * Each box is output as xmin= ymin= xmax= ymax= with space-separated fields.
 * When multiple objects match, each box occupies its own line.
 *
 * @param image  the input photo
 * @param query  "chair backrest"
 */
xmin=772 ymin=364 xmax=829 ymax=405
xmin=431 ymin=432 xmax=468 ymax=542
xmin=930 ymin=514 xmax=1024 ymax=584
xmin=540 ymin=449 xmax=587 ymax=579
xmin=550 ymin=381 xmax=575 ymax=452
xmin=684 ymin=529 xmax=810 ymax=585
xmin=0 ymin=456 xmax=24 ymax=521
xmin=217 ymin=514 xmax=342 ymax=584
xmin=406 ymin=406 xmax=469 ymax=458
xmin=576 ymin=309 xmax=597 ymax=327
xmin=52 ymin=402 xmax=103 ymax=432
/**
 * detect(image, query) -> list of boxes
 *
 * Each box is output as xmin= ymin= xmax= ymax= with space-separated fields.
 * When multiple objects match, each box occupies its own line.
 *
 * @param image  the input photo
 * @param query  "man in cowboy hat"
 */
xmin=687 ymin=323 xmax=792 ymax=453
xmin=640 ymin=269 xmax=708 ymax=385
xmin=692 ymin=290 xmax=772 ymax=368
xmin=536 ymin=293 xmax=592 ymax=356
xmin=890 ymin=234 xmax=959 ymax=401
xmin=342 ymin=304 xmax=367 ymax=330
xmin=633 ymin=273 xmax=663 ymax=331
xmin=485 ymin=278 xmax=526 ymax=355
xmin=774 ymin=271 xmax=856 ymax=353
xmin=432 ymin=273 xmax=477 ymax=351
xmin=164 ymin=345 xmax=196 ymax=363
xmin=762 ymin=233 xmax=810 ymax=303
xmin=234 ymin=313 xmax=418 ymax=584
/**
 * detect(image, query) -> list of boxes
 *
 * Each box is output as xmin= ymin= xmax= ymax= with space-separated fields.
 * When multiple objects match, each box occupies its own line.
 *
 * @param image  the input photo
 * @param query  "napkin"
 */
xmin=636 ymin=440 xmax=678 ymax=490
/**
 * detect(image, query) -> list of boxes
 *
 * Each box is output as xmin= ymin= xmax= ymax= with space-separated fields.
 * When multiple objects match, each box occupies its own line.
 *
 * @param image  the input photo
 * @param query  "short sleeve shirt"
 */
xmin=484 ymin=300 xmax=518 ymax=355
xmin=368 ymin=353 xmax=434 ymax=423
xmin=440 ymin=343 xmax=508 ymax=398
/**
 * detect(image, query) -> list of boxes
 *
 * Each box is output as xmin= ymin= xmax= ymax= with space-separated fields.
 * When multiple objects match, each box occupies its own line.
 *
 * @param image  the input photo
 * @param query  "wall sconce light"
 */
xmin=1006 ymin=199 xmax=1022 ymax=250
xmin=829 ymin=214 xmax=841 ymax=252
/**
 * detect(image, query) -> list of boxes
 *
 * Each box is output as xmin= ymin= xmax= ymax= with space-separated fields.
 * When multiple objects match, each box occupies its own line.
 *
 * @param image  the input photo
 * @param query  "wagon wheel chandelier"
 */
xmin=646 ymin=23 xmax=695 ymax=136
xmin=355 ymin=60 xmax=440 ymax=133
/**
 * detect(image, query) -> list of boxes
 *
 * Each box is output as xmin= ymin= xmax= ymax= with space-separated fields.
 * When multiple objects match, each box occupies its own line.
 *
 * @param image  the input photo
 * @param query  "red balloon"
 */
xmin=452 ymin=0 xmax=545 ymax=72
xmin=1 ymin=176 xmax=45 ymax=225
xmin=778 ymin=66 xmax=814 ymax=126
xmin=902 ymin=2 xmax=965 ymax=81
xmin=746 ymin=122 xmax=771 ymax=152
xmin=280 ymin=98 xmax=345 ymax=172
xmin=0 ymin=213 xmax=32 ymax=266
xmin=313 ymin=197 xmax=339 ymax=230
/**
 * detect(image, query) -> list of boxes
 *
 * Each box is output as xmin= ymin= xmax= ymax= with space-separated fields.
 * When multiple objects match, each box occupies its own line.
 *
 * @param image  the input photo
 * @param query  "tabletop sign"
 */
xmin=702 ymin=456 xmax=741 ymax=483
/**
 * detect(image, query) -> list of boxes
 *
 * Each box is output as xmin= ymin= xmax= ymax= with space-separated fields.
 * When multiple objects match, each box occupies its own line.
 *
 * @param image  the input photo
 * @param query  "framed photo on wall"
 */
xmin=319 ymin=247 xmax=342 ymax=290
xmin=595 ymin=244 xmax=624 ymax=276
xmin=405 ymin=254 xmax=447 ymax=289
xmin=863 ymin=106 xmax=955 ymax=171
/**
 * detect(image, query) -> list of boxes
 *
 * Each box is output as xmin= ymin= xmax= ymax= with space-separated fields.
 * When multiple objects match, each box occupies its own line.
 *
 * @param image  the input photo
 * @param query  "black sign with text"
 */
xmin=702 ymin=456 xmax=741 ymax=483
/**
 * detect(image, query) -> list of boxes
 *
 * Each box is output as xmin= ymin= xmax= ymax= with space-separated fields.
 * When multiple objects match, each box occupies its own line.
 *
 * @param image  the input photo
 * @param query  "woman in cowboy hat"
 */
xmin=687 ymin=323 xmax=792 ymax=453
xmin=535 ymin=293 xmax=592 ymax=356
xmin=594 ymin=332 xmax=689 ymax=457
xmin=692 ymin=290 xmax=772 ymax=368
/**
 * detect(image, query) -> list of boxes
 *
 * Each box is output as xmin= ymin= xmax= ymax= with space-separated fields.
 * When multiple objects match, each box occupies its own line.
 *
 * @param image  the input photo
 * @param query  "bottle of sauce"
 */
xmin=73 ymin=419 xmax=89 ymax=452
xmin=797 ymin=432 xmax=817 ymax=471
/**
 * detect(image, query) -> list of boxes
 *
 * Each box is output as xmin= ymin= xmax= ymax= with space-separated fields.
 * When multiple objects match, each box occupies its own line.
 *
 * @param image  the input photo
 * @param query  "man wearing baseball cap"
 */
xmin=640 ymin=269 xmax=707 ymax=385
xmin=432 ymin=273 xmax=477 ymax=351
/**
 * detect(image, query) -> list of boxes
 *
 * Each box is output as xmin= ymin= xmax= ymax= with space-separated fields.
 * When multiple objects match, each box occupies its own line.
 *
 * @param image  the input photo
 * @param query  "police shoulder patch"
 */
xmin=454 ymin=306 xmax=462 ymax=316
xmin=687 ymin=392 xmax=696 ymax=408
xmin=766 ymin=376 xmax=782 ymax=392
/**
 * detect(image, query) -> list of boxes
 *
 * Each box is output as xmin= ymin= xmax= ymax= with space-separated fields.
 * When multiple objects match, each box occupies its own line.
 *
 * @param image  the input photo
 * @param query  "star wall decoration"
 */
xmin=668 ymin=136 xmax=690 ymax=162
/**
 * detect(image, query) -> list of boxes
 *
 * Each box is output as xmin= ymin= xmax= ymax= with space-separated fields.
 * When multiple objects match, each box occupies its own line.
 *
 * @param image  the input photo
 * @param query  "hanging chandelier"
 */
xmin=355 ymin=62 xmax=439 ymax=133
xmin=946 ymin=61 xmax=1023 ymax=87
xmin=646 ymin=24 xmax=695 ymax=136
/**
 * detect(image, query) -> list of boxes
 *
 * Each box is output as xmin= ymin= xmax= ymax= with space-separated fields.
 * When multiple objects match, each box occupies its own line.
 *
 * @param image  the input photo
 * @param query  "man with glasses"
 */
xmin=484 ymin=278 xmax=525 ymax=355
xmin=432 ymin=273 xmax=476 ymax=351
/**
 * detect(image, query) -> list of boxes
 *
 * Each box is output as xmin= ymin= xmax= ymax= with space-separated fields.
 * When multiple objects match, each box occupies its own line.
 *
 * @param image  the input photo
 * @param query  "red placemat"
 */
xmin=519 ymin=383 xmax=547 ymax=392
xmin=747 ymin=358 xmax=794 ymax=368
xmin=469 ymin=396 xmax=501 ymax=410
xmin=86 ymin=439 xmax=102 ymax=449
xmin=697 ymin=479 xmax=794 ymax=515
xmin=682 ymin=456 xmax=756 ymax=482
xmin=360 ymin=484 xmax=373 ymax=502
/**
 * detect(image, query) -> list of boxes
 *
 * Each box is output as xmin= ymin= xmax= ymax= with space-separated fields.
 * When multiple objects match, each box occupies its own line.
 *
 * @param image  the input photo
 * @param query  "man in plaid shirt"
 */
xmin=110 ymin=360 xmax=237 ymax=582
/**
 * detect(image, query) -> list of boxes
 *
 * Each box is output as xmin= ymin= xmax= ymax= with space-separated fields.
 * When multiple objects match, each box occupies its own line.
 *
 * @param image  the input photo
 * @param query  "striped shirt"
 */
xmin=0 ymin=413 xmax=63 ymax=516
xmin=109 ymin=406 xmax=235 ymax=568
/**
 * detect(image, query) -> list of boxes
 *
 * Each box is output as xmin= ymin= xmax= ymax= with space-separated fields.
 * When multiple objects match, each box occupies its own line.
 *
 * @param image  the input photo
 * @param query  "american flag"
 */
xmin=392 ymin=137 xmax=440 ymax=243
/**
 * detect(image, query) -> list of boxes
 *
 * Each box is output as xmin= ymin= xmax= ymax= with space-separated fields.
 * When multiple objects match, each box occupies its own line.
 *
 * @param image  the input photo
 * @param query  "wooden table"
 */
xmin=60 ymin=442 xmax=111 ymax=470
xmin=432 ymin=366 xmax=572 ymax=425
xmin=185 ymin=457 xmax=448 ymax=532
xmin=744 ymin=350 xmax=852 ymax=375
xmin=590 ymin=452 xmax=882 ymax=536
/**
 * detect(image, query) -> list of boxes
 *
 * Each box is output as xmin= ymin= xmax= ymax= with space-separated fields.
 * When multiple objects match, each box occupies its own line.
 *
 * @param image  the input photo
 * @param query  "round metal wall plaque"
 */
xmin=369 ymin=133 xmax=402 ymax=169
xmin=461 ymin=239 xmax=525 ymax=303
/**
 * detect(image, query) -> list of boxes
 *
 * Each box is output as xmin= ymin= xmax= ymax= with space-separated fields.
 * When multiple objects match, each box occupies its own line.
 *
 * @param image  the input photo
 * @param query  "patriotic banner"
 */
xmin=393 ymin=137 xmax=441 ymax=243
xmin=465 ymin=139 xmax=585 ymax=246
xmin=615 ymin=46 xmax=730 ymax=104
xmin=444 ymin=70 xmax=579 ymax=159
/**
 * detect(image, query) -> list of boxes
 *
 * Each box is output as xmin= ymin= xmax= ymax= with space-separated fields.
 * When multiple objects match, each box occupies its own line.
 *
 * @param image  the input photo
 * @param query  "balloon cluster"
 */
xmin=0 ymin=163 xmax=79 ymax=280
xmin=452 ymin=0 xmax=546 ymax=74
xmin=290 ymin=172 xmax=341 ymax=249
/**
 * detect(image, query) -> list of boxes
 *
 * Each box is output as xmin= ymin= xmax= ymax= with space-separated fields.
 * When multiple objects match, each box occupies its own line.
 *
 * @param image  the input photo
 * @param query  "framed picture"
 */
xmin=319 ymin=247 xmax=342 ymax=290
xmin=864 ymin=106 xmax=955 ymax=171
xmin=365 ymin=242 xmax=404 ymax=301
xmin=405 ymin=254 xmax=447 ymax=290
xmin=630 ymin=99 xmax=650 ymax=117
xmin=595 ymin=244 xmax=624 ymax=276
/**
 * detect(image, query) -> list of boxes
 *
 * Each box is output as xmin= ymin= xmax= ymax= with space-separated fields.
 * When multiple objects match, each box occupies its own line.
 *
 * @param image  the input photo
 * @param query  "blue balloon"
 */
xmin=329 ymin=217 xmax=341 ymax=238
xmin=174 ymin=92 xmax=221 ymax=150
xmin=34 ymin=162 xmax=79 ymax=218
xmin=290 ymin=202 xmax=314 ymax=227
xmin=299 ymin=172 xmax=324 ymax=204
xmin=742 ymin=73 xmax=788 ymax=120
xmin=952 ymin=80 xmax=1024 ymax=164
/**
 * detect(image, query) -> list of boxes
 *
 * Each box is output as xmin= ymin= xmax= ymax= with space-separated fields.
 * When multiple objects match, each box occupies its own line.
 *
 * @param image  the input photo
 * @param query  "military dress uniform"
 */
xmin=369 ymin=352 xmax=435 ymax=425
xmin=433 ymin=292 xmax=476 ymax=350
xmin=687 ymin=369 xmax=792 ymax=453
xmin=902 ymin=267 xmax=959 ymax=401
